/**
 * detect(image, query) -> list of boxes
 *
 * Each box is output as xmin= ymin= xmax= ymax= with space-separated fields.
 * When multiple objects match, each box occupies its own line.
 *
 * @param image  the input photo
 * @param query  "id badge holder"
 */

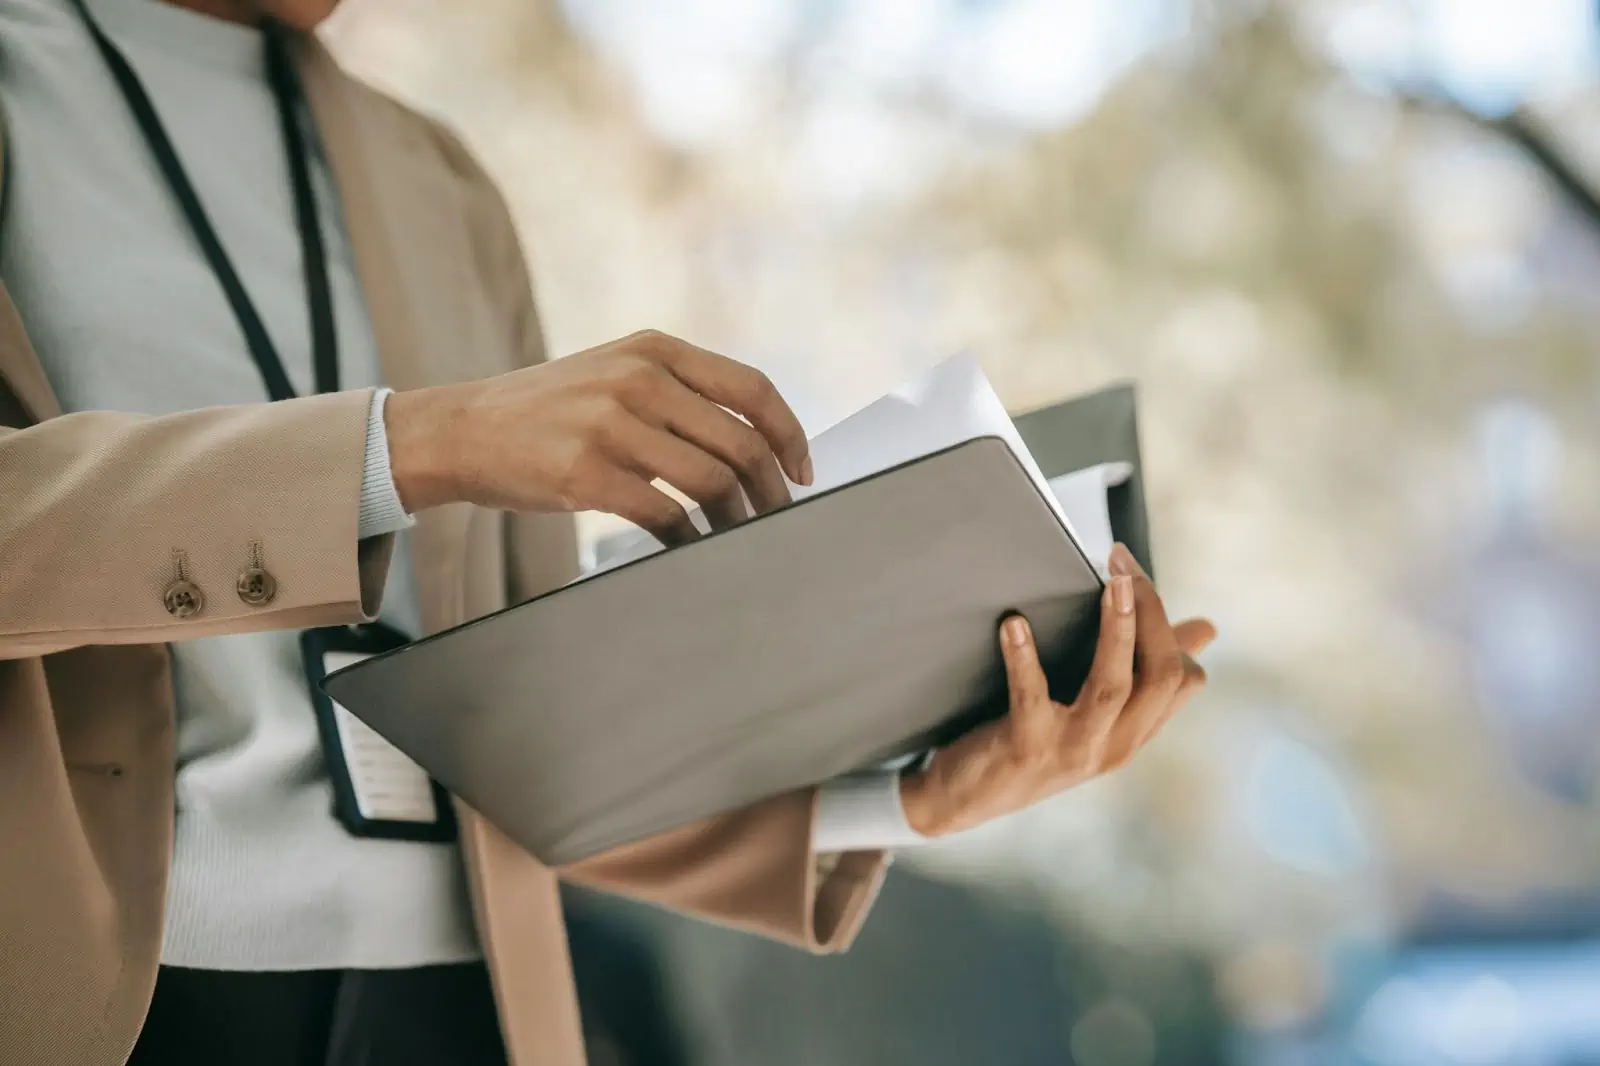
xmin=302 ymin=622 xmax=457 ymax=843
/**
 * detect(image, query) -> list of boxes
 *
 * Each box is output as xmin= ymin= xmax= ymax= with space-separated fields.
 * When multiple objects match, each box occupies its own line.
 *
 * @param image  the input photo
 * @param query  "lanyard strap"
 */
xmin=70 ymin=0 xmax=337 ymax=401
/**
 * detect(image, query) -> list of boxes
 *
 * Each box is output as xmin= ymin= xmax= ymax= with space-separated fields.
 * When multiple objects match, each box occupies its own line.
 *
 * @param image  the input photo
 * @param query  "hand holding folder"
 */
xmin=328 ymin=355 xmax=1211 ymax=864
xmin=899 ymin=543 xmax=1213 ymax=837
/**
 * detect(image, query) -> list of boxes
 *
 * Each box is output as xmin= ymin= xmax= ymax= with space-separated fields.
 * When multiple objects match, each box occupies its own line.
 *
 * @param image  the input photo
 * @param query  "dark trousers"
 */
xmin=127 ymin=963 xmax=508 ymax=1066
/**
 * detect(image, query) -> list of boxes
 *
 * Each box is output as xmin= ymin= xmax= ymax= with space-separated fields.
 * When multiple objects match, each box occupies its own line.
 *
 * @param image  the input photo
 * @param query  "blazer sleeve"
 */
xmin=0 ymin=389 xmax=394 ymax=660
xmin=433 ymin=121 xmax=891 ymax=953
xmin=558 ymin=790 xmax=889 ymax=953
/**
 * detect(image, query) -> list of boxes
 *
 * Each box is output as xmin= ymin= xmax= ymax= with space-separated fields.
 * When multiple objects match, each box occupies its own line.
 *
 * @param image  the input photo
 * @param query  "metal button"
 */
xmin=236 ymin=567 xmax=277 ymax=607
xmin=162 ymin=580 xmax=204 ymax=618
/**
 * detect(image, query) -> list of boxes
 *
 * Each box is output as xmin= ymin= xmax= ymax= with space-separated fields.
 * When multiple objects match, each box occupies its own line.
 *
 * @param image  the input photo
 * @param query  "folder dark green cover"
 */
xmin=1015 ymin=382 xmax=1153 ymax=578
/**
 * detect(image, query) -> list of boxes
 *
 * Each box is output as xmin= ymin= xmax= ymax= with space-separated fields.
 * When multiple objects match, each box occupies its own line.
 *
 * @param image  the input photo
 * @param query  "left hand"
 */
xmin=899 ymin=543 xmax=1215 ymax=837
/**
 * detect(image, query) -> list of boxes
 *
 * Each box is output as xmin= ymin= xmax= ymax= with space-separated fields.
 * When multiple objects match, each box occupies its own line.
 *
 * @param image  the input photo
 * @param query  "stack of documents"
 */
xmin=588 ymin=354 xmax=1134 ymax=580
xmin=325 ymin=355 xmax=1151 ymax=865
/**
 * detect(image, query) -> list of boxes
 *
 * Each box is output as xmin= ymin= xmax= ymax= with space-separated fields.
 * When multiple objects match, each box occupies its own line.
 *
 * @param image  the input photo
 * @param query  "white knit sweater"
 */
xmin=0 ymin=0 xmax=919 ymax=973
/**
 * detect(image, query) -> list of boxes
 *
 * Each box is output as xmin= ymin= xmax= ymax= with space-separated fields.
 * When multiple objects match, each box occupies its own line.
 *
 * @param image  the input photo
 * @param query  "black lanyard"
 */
xmin=70 ymin=0 xmax=337 ymax=401
xmin=67 ymin=5 xmax=462 ymax=843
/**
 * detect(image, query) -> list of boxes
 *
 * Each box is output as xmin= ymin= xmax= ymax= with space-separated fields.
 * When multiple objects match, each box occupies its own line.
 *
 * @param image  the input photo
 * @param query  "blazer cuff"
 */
xmin=358 ymin=388 xmax=415 ymax=541
xmin=815 ymin=770 xmax=928 ymax=853
xmin=557 ymin=787 xmax=890 ymax=955
xmin=809 ymin=846 xmax=889 ymax=954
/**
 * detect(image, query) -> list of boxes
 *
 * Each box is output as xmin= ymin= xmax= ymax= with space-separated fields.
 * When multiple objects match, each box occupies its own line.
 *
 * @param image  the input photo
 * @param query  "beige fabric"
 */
xmin=0 ymin=33 xmax=888 ymax=1066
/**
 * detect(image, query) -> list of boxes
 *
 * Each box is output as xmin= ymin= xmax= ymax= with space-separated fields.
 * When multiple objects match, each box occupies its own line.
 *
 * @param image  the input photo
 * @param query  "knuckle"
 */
xmin=552 ymin=452 xmax=597 ymax=503
xmin=726 ymin=364 xmax=774 ymax=407
xmin=729 ymin=428 xmax=769 ymax=473
xmin=700 ymin=461 xmax=740 ymax=498
xmin=641 ymin=497 xmax=685 ymax=531
xmin=744 ymin=366 xmax=779 ymax=401
xmin=616 ymin=358 xmax=666 ymax=400
xmin=1009 ymin=737 xmax=1051 ymax=775
xmin=614 ymin=500 xmax=648 ymax=526
xmin=1150 ymin=655 xmax=1187 ymax=696
xmin=1091 ymin=679 xmax=1131 ymax=713
xmin=591 ymin=392 xmax=629 ymax=423
xmin=582 ymin=397 xmax=629 ymax=446
xmin=626 ymin=328 xmax=672 ymax=356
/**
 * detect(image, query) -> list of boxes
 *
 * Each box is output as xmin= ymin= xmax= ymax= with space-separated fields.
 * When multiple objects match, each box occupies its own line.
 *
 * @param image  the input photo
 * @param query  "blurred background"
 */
xmin=324 ymin=1 xmax=1600 ymax=1063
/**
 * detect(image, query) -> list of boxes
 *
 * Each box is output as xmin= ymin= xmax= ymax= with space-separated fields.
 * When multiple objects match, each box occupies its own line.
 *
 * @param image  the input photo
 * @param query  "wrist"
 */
xmin=384 ymin=385 xmax=463 ymax=513
xmin=898 ymin=770 xmax=949 ymax=838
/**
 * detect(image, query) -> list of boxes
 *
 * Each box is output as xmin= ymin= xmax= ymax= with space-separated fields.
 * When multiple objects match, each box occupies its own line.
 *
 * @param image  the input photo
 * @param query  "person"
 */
xmin=0 ymin=0 xmax=1218 ymax=1063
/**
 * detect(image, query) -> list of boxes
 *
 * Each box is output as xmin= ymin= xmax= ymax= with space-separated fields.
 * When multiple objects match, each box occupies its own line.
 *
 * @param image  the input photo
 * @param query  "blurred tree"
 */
xmin=323 ymin=0 xmax=1600 ymax=1045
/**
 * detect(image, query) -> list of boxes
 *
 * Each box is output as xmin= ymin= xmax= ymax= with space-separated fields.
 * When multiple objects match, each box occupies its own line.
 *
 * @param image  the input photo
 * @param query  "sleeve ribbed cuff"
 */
xmin=814 ymin=769 xmax=928 ymax=853
xmin=358 ymin=388 xmax=416 ymax=541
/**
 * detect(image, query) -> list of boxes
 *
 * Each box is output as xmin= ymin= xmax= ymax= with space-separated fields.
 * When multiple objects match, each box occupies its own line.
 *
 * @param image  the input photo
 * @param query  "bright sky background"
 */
xmin=561 ymin=0 xmax=1600 ymax=146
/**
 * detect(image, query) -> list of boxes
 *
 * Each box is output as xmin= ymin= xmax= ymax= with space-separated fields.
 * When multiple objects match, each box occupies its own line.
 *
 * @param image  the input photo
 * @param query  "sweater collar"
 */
xmin=81 ymin=0 xmax=264 ymax=78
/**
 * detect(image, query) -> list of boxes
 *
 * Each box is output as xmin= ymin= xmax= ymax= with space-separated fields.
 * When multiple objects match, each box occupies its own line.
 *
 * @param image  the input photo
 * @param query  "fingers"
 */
xmin=634 ymin=331 xmax=813 ymax=487
xmin=1174 ymin=618 xmax=1218 ymax=657
xmin=639 ymin=372 xmax=794 ymax=515
xmin=1109 ymin=544 xmax=1185 ymax=704
xmin=582 ymin=460 xmax=701 ymax=547
xmin=1075 ymin=575 xmax=1138 ymax=733
xmin=599 ymin=411 xmax=749 ymax=531
xmin=1134 ymin=656 xmax=1206 ymax=748
xmin=917 ymin=575 xmax=1210 ymax=836
xmin=1000 ymin=615 xmax=1053 ymax=754
xmin=1102 ymin=544 xmax=1208 ymax=765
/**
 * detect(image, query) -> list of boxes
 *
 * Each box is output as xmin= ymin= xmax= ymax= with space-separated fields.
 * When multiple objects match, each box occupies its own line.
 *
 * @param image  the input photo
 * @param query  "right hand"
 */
xmin=384 ymin=330 xmax=813 ymax=545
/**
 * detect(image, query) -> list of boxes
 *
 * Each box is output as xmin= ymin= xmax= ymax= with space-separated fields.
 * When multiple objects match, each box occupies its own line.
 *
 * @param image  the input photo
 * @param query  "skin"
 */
xmin=387 ymin=331 xmax=813 ymax=544
xmin=163 ymin=0 xmax=341 ymax=32
xmin=385 ymin=332 xmax=1216 ymax=831
xmin=156 ymin=0 xmax=1218 ymax=830
xmin=900 ymin=544 xmax=1215 ymax=835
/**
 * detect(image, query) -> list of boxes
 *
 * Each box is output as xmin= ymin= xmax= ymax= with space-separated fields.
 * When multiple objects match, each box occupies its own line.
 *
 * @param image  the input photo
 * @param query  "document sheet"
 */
xmin=588 ymin=353 xmax=1123 ymax=577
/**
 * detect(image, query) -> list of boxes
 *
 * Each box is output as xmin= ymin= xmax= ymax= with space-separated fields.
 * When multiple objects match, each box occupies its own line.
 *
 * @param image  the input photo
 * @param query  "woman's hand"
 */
xmin=899 ymin=543 xmax=1215 ymax=837
xmin=384 ymin=329 xmax=812 ymax=546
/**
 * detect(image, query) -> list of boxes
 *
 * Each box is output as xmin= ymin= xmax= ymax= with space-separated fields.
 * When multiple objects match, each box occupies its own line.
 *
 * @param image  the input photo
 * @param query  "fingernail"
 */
xmin=799 ymin=456 xmax=815 ymax=487
xmin=1109 ymin=543 xmax=1140 ymax=577
xmin=1112 ymin=576 xmax=1134 ymax=615
xmin=1004 ymin=616 xmax=1029 ymax=647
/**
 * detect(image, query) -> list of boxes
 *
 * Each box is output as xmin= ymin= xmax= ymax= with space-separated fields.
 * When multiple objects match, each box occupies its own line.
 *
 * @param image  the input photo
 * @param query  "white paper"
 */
xmin=324 ymin=651 xmax=439 ymax=824
xmin=1047 ymin=462 xmax=1134 ymax=579
xmin=587 ymin=354 xmax=1113 ymax=576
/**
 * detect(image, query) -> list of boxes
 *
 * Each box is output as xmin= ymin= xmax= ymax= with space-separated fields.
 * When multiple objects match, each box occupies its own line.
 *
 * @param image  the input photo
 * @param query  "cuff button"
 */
xmin=236 ymin=567 xmax=277 ymax=607
xmin=162 ymin=580 xmax=205 ymax=619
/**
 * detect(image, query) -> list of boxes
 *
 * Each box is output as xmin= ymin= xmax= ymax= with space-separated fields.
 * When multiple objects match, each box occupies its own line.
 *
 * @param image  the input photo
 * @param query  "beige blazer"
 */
xmin=0 ymin=35 xmax=888 ymax=1066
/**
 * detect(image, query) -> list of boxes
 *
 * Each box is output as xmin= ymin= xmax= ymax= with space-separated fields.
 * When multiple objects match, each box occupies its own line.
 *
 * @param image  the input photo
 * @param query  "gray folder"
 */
xmin=325 ymin=387 xmax=1148 ymax=867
